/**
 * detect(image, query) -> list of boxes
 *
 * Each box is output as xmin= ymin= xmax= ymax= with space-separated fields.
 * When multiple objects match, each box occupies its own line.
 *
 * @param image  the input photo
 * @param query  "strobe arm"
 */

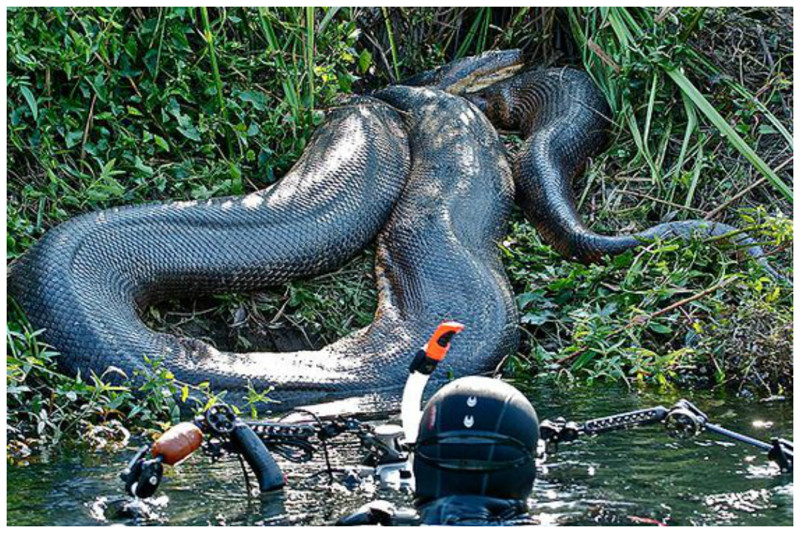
xmin=666 ymin=400 xmax=793 ymax=473
xmin=540 ymin=399 xmax=793 ymax=473
xmin=582 ymin=406 xmax=669 ymax=435
xmin=704 ymin=423 xmax=793 ymax=473
xmin=539 ymin=406 xmax=669 ymax=449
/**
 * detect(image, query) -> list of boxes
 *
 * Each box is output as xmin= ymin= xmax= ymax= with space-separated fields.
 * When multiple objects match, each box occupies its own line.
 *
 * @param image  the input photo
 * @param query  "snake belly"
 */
xmin=8 ymin=87 xmax=518 ymax=408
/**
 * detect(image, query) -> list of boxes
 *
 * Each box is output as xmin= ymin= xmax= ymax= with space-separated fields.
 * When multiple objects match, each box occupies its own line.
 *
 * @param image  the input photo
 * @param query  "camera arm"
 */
xmin=539 ymin=399 xmax=792 ymax=473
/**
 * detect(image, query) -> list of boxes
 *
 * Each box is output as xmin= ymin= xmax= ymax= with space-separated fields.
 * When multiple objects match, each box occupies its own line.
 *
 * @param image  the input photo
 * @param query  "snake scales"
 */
xmin=8 ymin=51 xmax=783 ymax=409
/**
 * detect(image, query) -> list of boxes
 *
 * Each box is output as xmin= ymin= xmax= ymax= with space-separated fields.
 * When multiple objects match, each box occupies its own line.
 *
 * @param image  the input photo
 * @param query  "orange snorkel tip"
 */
xmin=407 ymin=320 xmax=466 ymax=376
xmin=403 ymin=321 xmax=466 ymax=442
xmin=424 ymin=321 xmax=465 ymax=362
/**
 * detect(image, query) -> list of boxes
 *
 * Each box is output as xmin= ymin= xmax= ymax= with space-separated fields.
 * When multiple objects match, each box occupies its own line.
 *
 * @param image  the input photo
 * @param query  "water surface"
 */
xmin=7 ymin=383 xmax=793 ymax=526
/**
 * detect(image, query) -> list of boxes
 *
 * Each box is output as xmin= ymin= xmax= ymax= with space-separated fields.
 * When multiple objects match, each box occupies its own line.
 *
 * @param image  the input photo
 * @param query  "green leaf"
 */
xmin=154 ymin=135 xmax=169 ymax=152
xmin=648 ymin=322 xmax=672 ymax=334
xmin=65 ymin=130 xmax=83 ymax=148
xmin=237 ymin=90 xmax=268 ymax=111
xmin=177 ymin=124 xmax=201 ymax=142
xmin=133 ymin=156 xmax=154 ymax=177
xmin=358 ymin=49 xmax=372 ymax=74
xmin=203 ymin=396 xmax=218 ymax=412
xmin=19 ymin=86 xmax=38 ymax=120
xmin=229 ymin=162 xmax=243 ymax=194
xmin=521 ymin=310 xmax=556 ymax=326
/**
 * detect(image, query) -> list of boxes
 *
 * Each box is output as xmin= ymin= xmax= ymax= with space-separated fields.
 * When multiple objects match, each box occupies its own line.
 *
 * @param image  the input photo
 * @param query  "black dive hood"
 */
xmin=413 ymin=376 xmax=540 ymax=503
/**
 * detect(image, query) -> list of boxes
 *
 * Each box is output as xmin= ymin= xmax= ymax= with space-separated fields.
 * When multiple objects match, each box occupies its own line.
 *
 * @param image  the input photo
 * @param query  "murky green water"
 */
xmin=7 ymin=384 xmax=793 ymax=526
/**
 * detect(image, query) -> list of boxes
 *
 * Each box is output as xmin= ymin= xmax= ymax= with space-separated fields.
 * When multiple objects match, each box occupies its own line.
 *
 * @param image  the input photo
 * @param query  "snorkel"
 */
xmin=401 ymin=321 xmax=464 ymax=444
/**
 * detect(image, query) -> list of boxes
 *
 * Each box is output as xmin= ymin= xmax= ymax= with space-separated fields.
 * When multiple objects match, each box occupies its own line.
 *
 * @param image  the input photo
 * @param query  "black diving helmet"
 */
xmin=413 ymin=376 xmax=540 ymax=503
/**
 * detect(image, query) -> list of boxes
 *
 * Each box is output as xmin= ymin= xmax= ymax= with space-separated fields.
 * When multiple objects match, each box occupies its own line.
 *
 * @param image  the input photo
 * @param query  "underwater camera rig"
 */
xmin=121 ymin=322 xmax=465 ymax=498
xmin=120 ymin=401 xmax=378 ymax=498
xmin=121 ymin=322 xmax=793 ymax=499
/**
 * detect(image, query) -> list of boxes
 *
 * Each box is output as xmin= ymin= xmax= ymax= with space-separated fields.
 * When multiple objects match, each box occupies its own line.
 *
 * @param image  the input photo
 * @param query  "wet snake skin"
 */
xmin=472 ymin=67 xmax=784 ymax=280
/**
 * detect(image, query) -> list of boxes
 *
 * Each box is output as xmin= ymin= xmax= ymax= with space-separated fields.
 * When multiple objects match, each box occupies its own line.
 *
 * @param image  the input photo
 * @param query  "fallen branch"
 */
xmin=631 ymin=275 xmax=738 ymax=324
xmin=704 ymin=156 xmax=792 ymax=220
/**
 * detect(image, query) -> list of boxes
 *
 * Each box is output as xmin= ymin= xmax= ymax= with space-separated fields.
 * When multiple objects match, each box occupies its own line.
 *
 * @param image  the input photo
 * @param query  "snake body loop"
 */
xmin=9 ymin=96 xmax=413 ymax=406
xmin=9 ymin=84 xmax=518 ymax=408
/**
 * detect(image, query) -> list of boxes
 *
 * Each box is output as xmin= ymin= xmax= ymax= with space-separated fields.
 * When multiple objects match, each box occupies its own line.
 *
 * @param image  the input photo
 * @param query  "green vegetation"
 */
xmin=7 ymin=7 xmax=792 ymax=454
xmin=8 ymin=312 xmax=182 ymax=456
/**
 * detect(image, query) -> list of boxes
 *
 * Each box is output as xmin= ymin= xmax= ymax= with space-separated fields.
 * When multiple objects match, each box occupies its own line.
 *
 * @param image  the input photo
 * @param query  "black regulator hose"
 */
xmin=230 ymin=421 xmax=285 ymax=492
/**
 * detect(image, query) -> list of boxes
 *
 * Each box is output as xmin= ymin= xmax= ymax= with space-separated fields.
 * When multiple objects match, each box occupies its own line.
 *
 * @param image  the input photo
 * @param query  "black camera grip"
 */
xmin=230 ymin=421 xmax=285 ymax=492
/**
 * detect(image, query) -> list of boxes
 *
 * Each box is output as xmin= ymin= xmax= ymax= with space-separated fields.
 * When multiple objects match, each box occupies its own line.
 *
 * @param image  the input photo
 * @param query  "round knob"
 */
xmin=664 ymin=407 xmax=701 ymax=439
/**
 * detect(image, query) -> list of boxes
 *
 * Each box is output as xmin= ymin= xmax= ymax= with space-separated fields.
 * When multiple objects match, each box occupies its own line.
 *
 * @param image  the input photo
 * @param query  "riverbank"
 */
xmin=7 ymin=7 xmax=792 ymax=454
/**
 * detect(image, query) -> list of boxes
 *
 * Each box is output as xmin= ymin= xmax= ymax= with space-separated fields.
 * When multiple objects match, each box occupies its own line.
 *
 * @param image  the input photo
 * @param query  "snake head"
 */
xmin=401 ymin=49 xmax=524 ymax=96
xmin=464 ymin=83 xmax=517 ymax=130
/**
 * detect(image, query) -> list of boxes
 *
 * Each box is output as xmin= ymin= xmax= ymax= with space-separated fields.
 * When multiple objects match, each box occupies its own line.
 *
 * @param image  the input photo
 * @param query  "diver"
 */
xmin=336 ymin=375 xmax=540 ymax=526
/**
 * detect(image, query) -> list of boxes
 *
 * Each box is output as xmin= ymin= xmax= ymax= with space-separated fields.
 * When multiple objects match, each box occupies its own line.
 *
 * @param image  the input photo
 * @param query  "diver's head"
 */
xmin=413 ymin=376 xmax=539 ymax=504
xmin=402 ymin=49 xmax=524 ymax=95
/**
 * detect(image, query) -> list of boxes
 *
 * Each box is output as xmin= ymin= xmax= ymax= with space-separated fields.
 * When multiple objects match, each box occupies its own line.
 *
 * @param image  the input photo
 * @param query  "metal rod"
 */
xmin=582 ymin=406 xmax=669 ymax=435
xmin=704 ymin=423 xmax=773 ymax=451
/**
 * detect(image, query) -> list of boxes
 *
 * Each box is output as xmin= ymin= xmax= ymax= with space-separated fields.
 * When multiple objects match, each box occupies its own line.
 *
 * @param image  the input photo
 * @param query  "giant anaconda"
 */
xmin=8 ymin=52 xmax=784 ymax=409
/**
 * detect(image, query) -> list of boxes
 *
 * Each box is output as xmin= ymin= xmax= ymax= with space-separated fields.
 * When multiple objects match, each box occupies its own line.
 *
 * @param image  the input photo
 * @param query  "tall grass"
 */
xmin=568 ymin=7 xmax=792 ymax=201
xmin=304 ymin=7 xmax=316 ymax=109
xmin=199 ymin=7 xmax=231 ymax=158
xmin=380 ymin=7 xmax=400 ymax=80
